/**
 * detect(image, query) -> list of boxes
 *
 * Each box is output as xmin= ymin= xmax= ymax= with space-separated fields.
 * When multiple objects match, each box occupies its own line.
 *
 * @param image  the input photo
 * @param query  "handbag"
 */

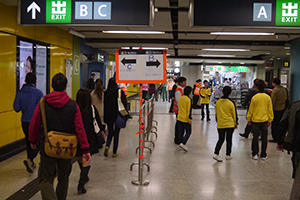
xmin=118 ymin=89 xmax=128 ymax=116
xmin=91 ymin=105 xmax=100 ymax=134
xmin=115 ymin=114 xmax=127 ymax=128
xmin=40 ymin=98 xmax=78 ymax=159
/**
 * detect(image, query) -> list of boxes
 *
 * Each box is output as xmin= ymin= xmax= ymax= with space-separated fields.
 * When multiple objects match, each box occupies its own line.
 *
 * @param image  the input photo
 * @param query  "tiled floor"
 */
xmin=0 ymin=100 xmax=294 ymax=200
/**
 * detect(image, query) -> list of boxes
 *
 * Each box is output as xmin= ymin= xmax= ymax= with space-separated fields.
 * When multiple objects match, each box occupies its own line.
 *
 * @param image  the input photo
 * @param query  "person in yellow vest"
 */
xmin=177 ymin=86 xmax=193 ymax=152
xmin=119 ymin=83 xmax=128 ymax=96
xmin=213 ymin=86 xmax=238 ymax=162
xmin=168 ymin=77 xmax=175 ymax=102
xmin=173 ymin=77 xmax=187 ymax=144
xmin=192 ymin=79 xmax=202 ymax=109
xmin=200 ymin=80 xmax=212 ymax=121
xmin=247 ymin=79 xmax=273 ymax=161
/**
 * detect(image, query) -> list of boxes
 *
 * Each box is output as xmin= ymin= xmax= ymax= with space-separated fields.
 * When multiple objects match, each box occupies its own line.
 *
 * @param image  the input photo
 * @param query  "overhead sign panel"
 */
xmin=19 ymin=0 xmax=152 ymax=26
xmin=191 ymin=0 xmax=300 ymax=27
xmin=116 ymin=50 xmax=167 ymax=84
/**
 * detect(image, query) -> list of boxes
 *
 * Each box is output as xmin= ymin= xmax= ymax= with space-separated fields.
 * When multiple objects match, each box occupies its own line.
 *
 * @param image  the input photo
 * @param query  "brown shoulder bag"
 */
xmin=40 ymin=98 xmax=78 ymax=159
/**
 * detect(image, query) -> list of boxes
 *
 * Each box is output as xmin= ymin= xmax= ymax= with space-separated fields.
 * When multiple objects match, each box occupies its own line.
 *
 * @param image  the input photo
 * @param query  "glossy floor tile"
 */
xmin=0 ymin=100 xmax=294 ymax=200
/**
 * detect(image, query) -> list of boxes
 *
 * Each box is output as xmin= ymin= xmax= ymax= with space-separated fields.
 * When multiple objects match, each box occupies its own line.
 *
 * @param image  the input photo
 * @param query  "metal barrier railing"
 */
xmin=130 ymin=93 xmax=158 ymax=186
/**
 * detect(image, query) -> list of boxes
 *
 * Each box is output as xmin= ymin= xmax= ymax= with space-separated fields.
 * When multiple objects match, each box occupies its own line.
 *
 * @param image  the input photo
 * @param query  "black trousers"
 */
xmin=271 ymin=110 xmax=285 ymax=142
xmin=201 ymin=104 xmax=210 ymax=119
xmin=174 ymin=114 xmax=181 ymax=144
xmin=169 ymin=99 xmax=174 ymax=112
xmin=214 ymin=128 xmax=234 ymax=156
xmin=251 ymin=122 xmax=268 ymax=157
xmin=192 ymin=95 xmax=200 ymax=108
xmin=22 ymin=122 xmax=39 ymax=162
xmin=243 ymin=123 xmax=252 ymax=138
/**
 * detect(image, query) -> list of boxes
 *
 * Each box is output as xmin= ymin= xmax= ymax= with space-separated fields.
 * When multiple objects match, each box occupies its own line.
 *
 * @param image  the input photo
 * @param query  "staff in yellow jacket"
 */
xmin=247 ymin=79 xmax=274 ymax=161
xmin=213 ymin=86 xmax=238 ymax=162
xmin=177 ymin=86 xmax=193 ymax=152
xmin=200 ymin=80 xmax=212 ymax=121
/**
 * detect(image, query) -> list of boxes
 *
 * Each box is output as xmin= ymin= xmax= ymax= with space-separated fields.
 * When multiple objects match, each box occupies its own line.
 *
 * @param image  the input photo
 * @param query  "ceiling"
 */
xmin=3 ymin=0 xmax=300 ymax=65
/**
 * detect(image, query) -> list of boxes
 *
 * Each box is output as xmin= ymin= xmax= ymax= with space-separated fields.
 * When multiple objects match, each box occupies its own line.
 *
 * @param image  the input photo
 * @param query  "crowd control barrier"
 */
xmin=130 ymin=89 xmax=158 ymax=186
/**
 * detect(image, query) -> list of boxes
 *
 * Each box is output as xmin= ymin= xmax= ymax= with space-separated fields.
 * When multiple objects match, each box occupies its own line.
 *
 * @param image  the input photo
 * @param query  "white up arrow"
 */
xmin=27 ymin=2 xmax=40 ymax=20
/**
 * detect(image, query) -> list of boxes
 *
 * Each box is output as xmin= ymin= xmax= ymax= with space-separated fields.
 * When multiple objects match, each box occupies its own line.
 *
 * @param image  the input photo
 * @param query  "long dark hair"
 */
xmin=94 ymin=78 xmax=104 ymax=100
xmin=76 ymin=88 xmax=91 ymax=111
xmin=107 ymin=78 xmax=118 ymax=90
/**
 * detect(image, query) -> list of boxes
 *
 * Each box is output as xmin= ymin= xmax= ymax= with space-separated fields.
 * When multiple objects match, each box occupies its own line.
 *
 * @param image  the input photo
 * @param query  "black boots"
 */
xmin=77 ymin=162 xmax=91 ymax=195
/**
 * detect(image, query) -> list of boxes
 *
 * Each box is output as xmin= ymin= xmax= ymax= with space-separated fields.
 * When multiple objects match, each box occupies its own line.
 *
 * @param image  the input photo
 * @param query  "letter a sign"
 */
xmin=253 ymin=3 xmax=272 ymax=21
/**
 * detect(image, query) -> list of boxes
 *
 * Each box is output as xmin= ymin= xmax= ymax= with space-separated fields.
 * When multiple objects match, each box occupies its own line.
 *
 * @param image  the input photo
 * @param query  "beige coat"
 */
xmin=271 ymin=85 xmax=288 ymax=111
xmin=91 ymin=90 xmax=105 ymax=125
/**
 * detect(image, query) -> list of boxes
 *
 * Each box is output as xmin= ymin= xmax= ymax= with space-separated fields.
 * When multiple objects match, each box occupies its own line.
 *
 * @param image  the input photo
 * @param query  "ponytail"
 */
xmin=95 ymin=78 xmax=104 ymax=100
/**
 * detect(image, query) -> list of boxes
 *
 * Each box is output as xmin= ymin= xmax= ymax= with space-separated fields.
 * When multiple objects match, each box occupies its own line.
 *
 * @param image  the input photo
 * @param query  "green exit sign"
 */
xmin=276 ymin=0 xmax=300 ymax=26
xmin=225 ymin=66 xmax=249 ymax=72
xmin=46 ymin=0 xmax=72 ymax=23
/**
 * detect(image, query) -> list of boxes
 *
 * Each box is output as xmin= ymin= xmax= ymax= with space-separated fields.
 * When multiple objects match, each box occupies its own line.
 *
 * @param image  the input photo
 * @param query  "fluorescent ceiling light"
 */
xmin=198 ymin=54 xmax=236 ymax=57
xmin=103 ymin=30 xmax=165 ymax=34
xmin=121 ymin=47 xmax=168 ymax=50
xmin=286 ymin=52 xmax=290 ymax=55
xmin=210 ymin=32 xmax=275 ymax=36
xmin=284 ymin=46 xmax=290 ymax=49
xmin=240 ymin=62 xmax=245 ymax=64
xmin=202 ymin=48 xmax=250 ymax=52
xmin=69 ymin=28 xmax=85 ymax=38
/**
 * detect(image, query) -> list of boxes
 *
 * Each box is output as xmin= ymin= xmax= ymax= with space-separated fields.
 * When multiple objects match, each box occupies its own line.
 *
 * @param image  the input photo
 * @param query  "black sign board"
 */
xmin=191 ymin=0 xmax=300 ymax=27
xmin=19 ymin=0 xmax=152 ymax=26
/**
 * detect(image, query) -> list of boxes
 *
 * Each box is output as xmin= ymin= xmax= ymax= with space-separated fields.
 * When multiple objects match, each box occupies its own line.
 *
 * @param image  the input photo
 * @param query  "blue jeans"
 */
xmin=106 ymin=122 xmax=121 ymax=154
xmin=177 ymin=121 xmax=192 ymax=145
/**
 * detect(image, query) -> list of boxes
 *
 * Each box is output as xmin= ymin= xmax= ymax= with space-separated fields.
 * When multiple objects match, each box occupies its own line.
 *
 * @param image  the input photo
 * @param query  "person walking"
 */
xmin=29 ymin=73 xmax=91 ymax=200
xmin=173 ymin=77 xmax=187 ymax=144
xmin=213 ymin=86 xmax=238 ymax=162
xmin=177 ymin=86 xmax=193 ymax=152
xmin=270 ymin=78 xmax=289 ymax=143
xmin=247 ymin=79 xmax=274 ymax=160
xmin=104 ymin=78 xmax=129 ymax=157
xmin=169 ymin=78 xmax=178 ymax=113
xmin=192 ymin=79 xmax=202 ymax=109
xmin=277 ymin=100 xmax=300 ymax=200
xmin=91 ymin=78 xmax=105 ymax=126
xmin=76 ymin=88 xmax=105 ymax=195
xmin=168 ymin=77 xmax=175 ymax=102
xmin=162 ymin=82 xmax=168 ymax=102
xmin=13 ymin=72 xmax=44 ymax=173
xmin=200 ymin=80 xmax=212 ymax=121
xmin=86 ymin=73 xmax=95 ymax=90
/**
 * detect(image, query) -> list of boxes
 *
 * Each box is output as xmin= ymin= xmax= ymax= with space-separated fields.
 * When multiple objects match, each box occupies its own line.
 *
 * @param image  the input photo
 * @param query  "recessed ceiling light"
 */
xmin=202 ymin=48 xmax=250 ymax=52
xmin=121 ymin=47 xmax=168 ymax=50
xmin=240 ymin=62 xmax=245 ymax=64
xmin=265 ymin=52 xmax=271 ymax=55
xmin=198 ymin=54 xmax=236 ymax=57
xmin=284 ymin=47 xmax=290 ymax=50
xmin=210 ymin=32 xmax=275 ymax=36
xmin=277 ymin=58 xmax=281 ymax=60
xmin=103 ymin=30 xmax=165 ymax=34
xmin=286 ymin=52 xmax=290 ymax=55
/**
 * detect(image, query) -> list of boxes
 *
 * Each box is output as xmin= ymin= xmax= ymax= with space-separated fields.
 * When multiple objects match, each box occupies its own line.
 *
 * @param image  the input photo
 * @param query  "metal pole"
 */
xmin=132 ymin=85 xmax=149 ymax=186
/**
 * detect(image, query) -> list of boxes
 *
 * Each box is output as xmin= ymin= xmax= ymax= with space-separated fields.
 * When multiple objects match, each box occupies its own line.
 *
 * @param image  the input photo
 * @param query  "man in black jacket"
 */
xmin=86 ymin=73 xmax=95 ymax=90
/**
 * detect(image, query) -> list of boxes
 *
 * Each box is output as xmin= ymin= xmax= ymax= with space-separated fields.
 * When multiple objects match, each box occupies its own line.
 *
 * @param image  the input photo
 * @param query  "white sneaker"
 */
xmin=226 ymin=155 xmax=233 ymax=160
xmin=251 ymin=154 xmax=259 ymax=160
xmin=179 ymin=143 xmax=188 ymax=152
xmin=213 ymin=154 xmax=223 ymax=162
xmin=261 ymin=156 xmax=268 ymax=161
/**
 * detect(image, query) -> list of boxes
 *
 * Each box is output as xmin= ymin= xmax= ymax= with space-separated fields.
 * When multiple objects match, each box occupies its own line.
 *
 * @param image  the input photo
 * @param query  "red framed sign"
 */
xmin=115 ymin=49 xmax=167 ymax=84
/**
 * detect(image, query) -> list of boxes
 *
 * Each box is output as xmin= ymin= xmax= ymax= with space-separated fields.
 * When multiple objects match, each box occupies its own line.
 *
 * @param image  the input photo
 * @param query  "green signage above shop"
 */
xmin=208 ymin=66 xmax=249 ymax=72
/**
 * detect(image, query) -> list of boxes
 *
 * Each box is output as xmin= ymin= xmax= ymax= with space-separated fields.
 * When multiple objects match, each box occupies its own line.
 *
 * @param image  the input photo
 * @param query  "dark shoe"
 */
xmin=239 ymin=133 xmax=248 ymax=139
xmin=201 ymin=117 xmax=204 ymax=121
xmin=269 ymin=139 xmax=277 ymax=143
xmin=104 ymin=147 xmax=109 ymax=157
xmin=77 ymin=184 xmax=86 ymax=195
xmin=207 ymin=118 xmax=211 ymax=122
xmin=23 ymin=159 xmax=34 ymax=173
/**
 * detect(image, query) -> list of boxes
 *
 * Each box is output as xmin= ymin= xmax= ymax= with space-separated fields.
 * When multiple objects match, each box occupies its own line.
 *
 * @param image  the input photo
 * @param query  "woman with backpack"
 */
xmin=76 ymin=88 xmax=105 ymax=194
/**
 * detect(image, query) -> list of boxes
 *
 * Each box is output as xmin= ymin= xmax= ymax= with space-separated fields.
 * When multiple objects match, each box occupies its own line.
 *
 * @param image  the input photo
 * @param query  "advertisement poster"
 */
xmin=19 ymin=41 xmax=33 ymax=89
xmin=36 ymin=45 xmax=47 ymax=94
xmin=65 ymin=59 xmax=73 ymax=98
